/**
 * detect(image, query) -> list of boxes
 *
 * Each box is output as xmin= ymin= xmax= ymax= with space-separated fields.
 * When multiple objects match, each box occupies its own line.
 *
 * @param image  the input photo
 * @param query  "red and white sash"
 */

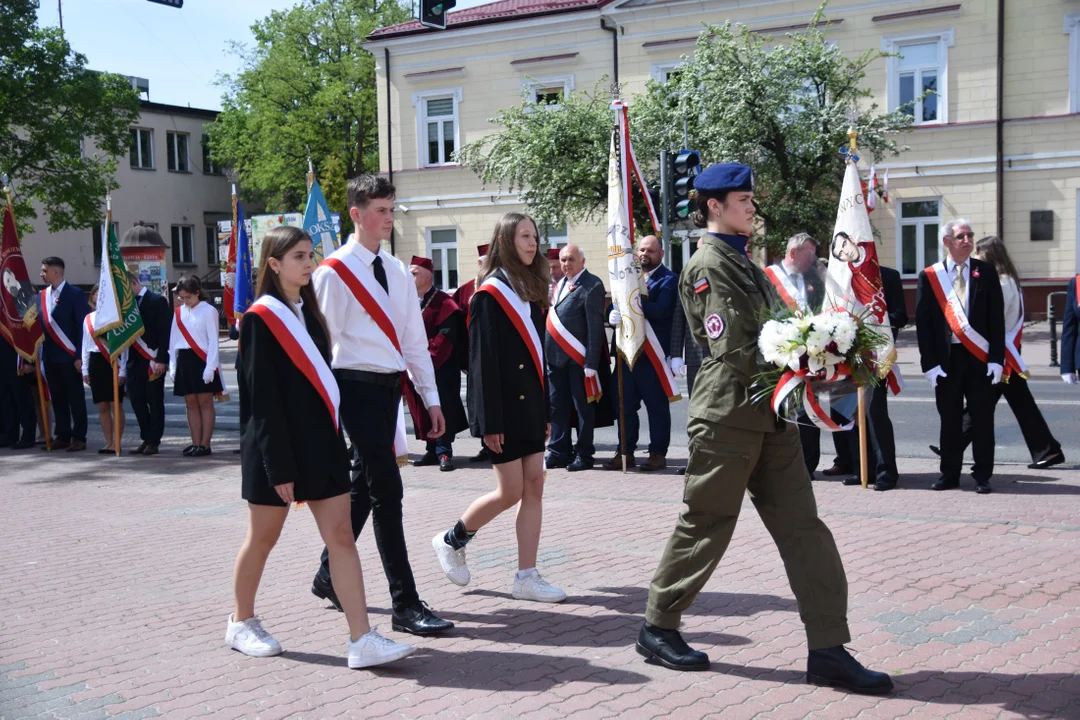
xmin=641 ymin=319 xmax=681 ymax=401
xmin=476 ymin=276 xmax=545 ymax=388
xmin=1004 ymin=293 xmax=1029 ymax=379
xmin=84 ymin=315 xmax=110 ymax=356
xmin=39 ymin=288 xmax=77 ymax=357
xmin=248 ymin=296 xmax=340 ymax=432
xmin=174 ymin=306 xmax=229 ymax=400
xmin=545 ymin=309 xmax=601 ymax=401
xmin=133 ymin=336 xmax=163 ymax=380
xmin=321 ymin=250 xmax=408 ymax=464
xmin=924 ymin=263 xmax=990 ymax=363
xmin=764 ymin=266 xmax=800 ymax=312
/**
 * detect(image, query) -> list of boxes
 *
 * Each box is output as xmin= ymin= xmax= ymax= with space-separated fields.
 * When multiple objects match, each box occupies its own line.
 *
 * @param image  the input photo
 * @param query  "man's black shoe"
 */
xmin=874 ymin=478 xmax=897 ymax=492
xmin=635 ymin=622 xmax=709 ymax=671
xmin=929 ymin=445 xmax=941 ymax=457
xmin=567 ymin=456 xmax=593 ymax=472
xmin=129 ymin=442 xmax=147 ymax=456
xmin=974 ymin=481 xmax=992 ymax=494
xmin=311 ymin=578 xmax=343 ymax=612
xmin=842 ymin=476 xmax=861 ymax=486
xmin=414 ymin=452 xmax=439 ymax=467
xmin=931 ymin=477 xmax=959 ymax=491
xmin=545 ymin=453 xmax=571 ymax=469
xmin=439 ymin=454 xmax=455 ymax=472
xmin=392 ymin=602 xmax=454 ymax=636
xmin=12 ymin=439 xmax=35 ymax=450
xmin=1028 ymin=452 xmax=1065 ymax=470
xmin=807 ymin=646 xmax=893 ymax=695
xmin=469 ymin=447 xmax=490 ymax=462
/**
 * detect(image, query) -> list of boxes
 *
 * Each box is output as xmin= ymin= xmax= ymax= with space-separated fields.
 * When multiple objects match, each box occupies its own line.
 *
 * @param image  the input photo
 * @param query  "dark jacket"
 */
xmin=1062 ymin=275 xmax=1080 ymax=374
xmin=670 ymin=298 xmax=709 ymax=368
xmin=406 ymin=287 xmax=468 ymax=439
xmin=127 ymin=289 xmax=171 ymax=373
xmin=39 ymin=283 xmax=89 ymax=365
xmin=467 ymin=287 xmax=550 ymax=440
xmin=880 ymin=266 xmax=907 ymax=342
xmin=915 ymin=257 xmax=1005 ymax=372
xmin=641 ymin=263 xmax=679 ymax=357
xmin=238 ymin=301 xmax=349 ymax=495
xmin=544 ymin=268 xmax=606 ymax=371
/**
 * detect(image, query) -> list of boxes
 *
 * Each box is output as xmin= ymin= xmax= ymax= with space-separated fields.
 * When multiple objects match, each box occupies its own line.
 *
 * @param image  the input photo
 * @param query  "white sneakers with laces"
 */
xmin=432 ymin=532 xmax=471 ymax=586
xmin=512 ymin=569 xmax=567 ymax=603
xmin=226 ymin=614 xmax=282 ymax=657
xmin=348 ymin=629 xmax=415 ymax=669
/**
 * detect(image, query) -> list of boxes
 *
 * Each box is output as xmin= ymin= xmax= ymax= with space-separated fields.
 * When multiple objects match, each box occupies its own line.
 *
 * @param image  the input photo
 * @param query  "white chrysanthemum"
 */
xmin=831 ymin=315 xmax=857 ymax=354
xmin=805 ymin=328 xmax=831 ymax=355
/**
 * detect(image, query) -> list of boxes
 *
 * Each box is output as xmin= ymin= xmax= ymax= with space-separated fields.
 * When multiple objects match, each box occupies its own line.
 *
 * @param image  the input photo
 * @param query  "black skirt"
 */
xmin=489 ymin=437 xmax=546 ymax=465
xmin=243 ymin=469 xmax=350 ymax=507
xmin=173 ymin=348 xmax=224 ymax=396
xmin=89 ymin=352 xmax=125 ymax=404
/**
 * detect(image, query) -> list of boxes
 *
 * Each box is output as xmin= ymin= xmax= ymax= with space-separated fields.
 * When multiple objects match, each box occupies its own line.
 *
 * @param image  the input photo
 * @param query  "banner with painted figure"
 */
xmin=0 ymin=201 xmax=44 ymax=360
xmin=94 ymin=210 xmax=145 ymax=360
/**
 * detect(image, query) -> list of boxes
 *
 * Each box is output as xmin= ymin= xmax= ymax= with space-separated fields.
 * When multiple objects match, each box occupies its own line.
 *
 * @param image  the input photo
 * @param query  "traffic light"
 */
xmin=419 ymin=0 xmax=457 ymax=30
xmin=668 ymin=150 xmax=700 ymax=220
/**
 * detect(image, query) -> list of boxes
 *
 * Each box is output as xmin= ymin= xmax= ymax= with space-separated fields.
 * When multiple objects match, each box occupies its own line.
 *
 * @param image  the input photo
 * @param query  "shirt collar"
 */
xmin=349 ymin=235 xmax=381 ymax=266
xmin=564 ymin=269 xmax=585 ymax=286
xmin=708 ymin=232 xmax=749 ymax=257
xmin=53 ymin=280 xmax=67 ymax=295
xmin=421 ymin=285 xmax=438 ymax=303
xmin=137 ymin=287 xmax=147 ymax=298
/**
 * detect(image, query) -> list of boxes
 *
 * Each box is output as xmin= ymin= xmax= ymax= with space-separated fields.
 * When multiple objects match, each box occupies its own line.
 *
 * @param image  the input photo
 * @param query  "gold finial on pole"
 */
xmin=847 ymin=126 xmax=858 ymax=153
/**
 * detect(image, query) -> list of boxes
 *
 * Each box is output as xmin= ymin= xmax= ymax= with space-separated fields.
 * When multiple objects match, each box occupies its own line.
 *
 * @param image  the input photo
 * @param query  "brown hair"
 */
xmin=254 ymin=226 xmax=330 ymax=342
xmin=88 ymin=284 xmax=99 ymax=310
xmin=175 ymin=275 xmax=210 ymax=303
xmin=690 ymin=190 xmax=731 ymax=229
xmin=975 ymin=235 xmax=1021 ymax=290
xmin=479 ymin=212 xmax=551 ymax=306
xmin=346 ymin=174 xmax=395 ymax=212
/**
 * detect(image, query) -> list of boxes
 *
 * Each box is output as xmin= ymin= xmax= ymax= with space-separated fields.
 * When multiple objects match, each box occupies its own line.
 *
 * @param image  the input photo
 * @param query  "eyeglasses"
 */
xmin=950 ymin=232 xmax=975 ymax=240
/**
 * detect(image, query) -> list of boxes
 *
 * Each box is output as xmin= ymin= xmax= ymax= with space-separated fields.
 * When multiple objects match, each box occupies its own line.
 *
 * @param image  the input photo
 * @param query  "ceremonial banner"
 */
xmin=94 ymin=208 xmax=145 ymax=360
xmin=0 ymin=201 xmax=44 ymax=360
xmin=234 ymin=201 xmax=255 ymax=320
xmin=303 ymin=178 xmax=339 ymax=264
xmin=250 ymin=212 xmax=302 ymax=270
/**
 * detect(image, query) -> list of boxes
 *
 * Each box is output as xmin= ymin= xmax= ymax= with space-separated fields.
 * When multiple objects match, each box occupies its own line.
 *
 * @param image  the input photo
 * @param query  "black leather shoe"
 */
xmin=842 ymin=476 xmax=861 ymax=486
xmin=545 ymin=453 xmax=571 ymax=469
xmin=1028 ymin=452 xmax=1065 ymax=470
xmin=311 ymin=578 xmax=343 ymax=612
xmin=392 ymin=601 xmax=454 ymax=636
xmin=567 ymin=456 xmax=593 ymax=472
xmin=439 ymin=454 xmax=455 ymax=472
xmin=11 ymin=439 xmax=35 ymax=450
xmin=807 ymin=646 xmax=893 ymax=695
xmin=129 ymin=442 xmax=147 ymax=456
xmin=469 ymin=447 xmax=490 ymax=462
xmin=874 ymin=478 xmax=897 ymax=492
xmin=929 ymin=445 xmax=941 ymax=457
xmin=635 ymin=622 xmax=709 ymax=671
xmin=676 ymin=467 xmax=686 ymax=475
xmin=414 ymin=452 xmax=439 ymax=467
xmin=931 ymin=477 xmax=959 ymax=491
xmin=974 ymin=482 xmax=992 ymax=494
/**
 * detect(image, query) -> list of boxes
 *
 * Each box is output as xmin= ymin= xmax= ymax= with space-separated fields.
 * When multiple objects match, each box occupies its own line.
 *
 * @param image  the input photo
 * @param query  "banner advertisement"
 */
xmin=248 ymin=212 xmax=341 ymax=270
xmin=121 ymin=246 xmax=168 ymax=297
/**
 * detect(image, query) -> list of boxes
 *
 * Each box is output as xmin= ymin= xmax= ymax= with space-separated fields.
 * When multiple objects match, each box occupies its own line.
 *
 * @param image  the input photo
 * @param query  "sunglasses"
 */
xmin=950 ymin=232 xmax=975 ymax=240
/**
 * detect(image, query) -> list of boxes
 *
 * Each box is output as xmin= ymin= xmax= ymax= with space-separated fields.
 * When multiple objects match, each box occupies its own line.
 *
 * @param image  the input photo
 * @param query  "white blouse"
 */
xmin=168 ymin=301 xmax=221 ymax=372
xmin=80 ymin=320 xmax=127 ymax=378
xmin=1001 ymin=275 xmax=1022 ymax=329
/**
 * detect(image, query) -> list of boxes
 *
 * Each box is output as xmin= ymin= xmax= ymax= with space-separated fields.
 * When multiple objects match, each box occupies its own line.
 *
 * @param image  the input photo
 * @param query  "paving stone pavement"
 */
xmin=2 ymin=431 xmax=1079 ymax=720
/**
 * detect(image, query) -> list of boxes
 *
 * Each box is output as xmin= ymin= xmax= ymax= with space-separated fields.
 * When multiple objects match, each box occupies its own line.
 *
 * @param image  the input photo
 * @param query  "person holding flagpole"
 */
xmin=126 ymin=271 xmax=171 ymax=456
xmin=431 ymin=212 xmax=567 ymax=604
xmin=169 ymin=275 xmax=225 ymax=457
xmin=81 ymin=285 xmax=127 ymax=454
xmin=227 ymin=225 xmax=414 ymax=668
xmin=37 ymin=256 xmax=89 ymax=452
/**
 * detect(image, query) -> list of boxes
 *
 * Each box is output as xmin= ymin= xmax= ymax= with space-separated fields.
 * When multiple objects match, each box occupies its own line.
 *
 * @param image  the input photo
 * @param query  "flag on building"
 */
xmin=304 ymin=178 xmax=339 ymax=264
xmin=93 ymin=205 xmax=144 ymax=360
xmin=0 ymin=200 xmax=44 ymax=360
xmin=234 ymin=199 xmax=254 ymax=318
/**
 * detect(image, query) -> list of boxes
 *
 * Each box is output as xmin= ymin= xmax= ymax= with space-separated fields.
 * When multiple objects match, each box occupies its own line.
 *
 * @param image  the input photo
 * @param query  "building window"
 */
xmin=91 ymin=222 xmax=120 ymax=266
xmin=206 ymin=226 xmax=219 ymax=265
xmin=1067 ymin=13 xmax=1080 ymax=114
xmin=521 ymin=76 xmax=574 ymax=109
xmin=883 ymin=30 xmax=953 ymax=125
xmin=130 ymin=128 xmax=153 ymax=169
xmin=897 ymin=199 xmax=941 ymax=277
xmin=649 ymin=63 xmax=683 ymax=84
xmin=542 ymin=222 xmax=569 ymax=249
xmin=427 ymin=228 xmax=459 ymax=290
xmin=201 ymin=134 xmax=223 ymax=175
xmin=166 ymin=132 xmax=189 ymax=172
xmin=171 ymin=225 xmax=196 ymax=265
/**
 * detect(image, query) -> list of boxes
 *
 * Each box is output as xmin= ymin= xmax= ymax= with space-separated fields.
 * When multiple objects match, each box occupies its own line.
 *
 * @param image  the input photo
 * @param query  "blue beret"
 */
xmin=694 ymin=163 xmax=754 ymax=194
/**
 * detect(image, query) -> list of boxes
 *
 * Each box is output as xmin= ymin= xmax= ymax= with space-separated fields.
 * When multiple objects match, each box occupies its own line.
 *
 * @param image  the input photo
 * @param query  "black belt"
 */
xmin=335 ymin=368 xmax=403 ymax=387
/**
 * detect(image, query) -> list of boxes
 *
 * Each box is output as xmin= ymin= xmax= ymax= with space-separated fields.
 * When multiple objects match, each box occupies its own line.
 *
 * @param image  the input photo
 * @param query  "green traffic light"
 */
xmin=675 ymin=199 xmax=692 ymax=219
xmin=432 ymin=3 xmax=444 ymax=14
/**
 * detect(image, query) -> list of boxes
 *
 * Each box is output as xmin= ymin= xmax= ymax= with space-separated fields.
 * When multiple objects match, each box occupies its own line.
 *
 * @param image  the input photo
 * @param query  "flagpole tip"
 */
xmin=847 ymin=127 xmax=858 ymax=153
xmin=231 ymin=184 xmax=236 ymax=196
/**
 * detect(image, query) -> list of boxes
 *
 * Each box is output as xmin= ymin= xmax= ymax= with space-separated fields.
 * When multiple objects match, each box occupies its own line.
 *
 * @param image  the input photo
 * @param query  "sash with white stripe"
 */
xmin=247 ymin=296 xmax=340 ymax=432
xmin=39 ymin=288 xmax=77 ymax=357
xmin=764 ymin=266 xmax=800 ymax=312
xmin=84 ymin=315 xmax=109 ymax=356
xmin=174 ymin=306 xmax=229 ymax=400
xmin=545 ymin=308 xmax=601 ymax=401
xmin=133 ymin=336 xmax=163 ymax=380
xmin=642 ymin=320 xmax=681 ymax=401
xmin=476 ymin=276 xmax=545 ymax=388
xmin=924 ymin=263 xmax=990 ymax=363
xmin=1005 ymin=294 xmax=1029 ymax=379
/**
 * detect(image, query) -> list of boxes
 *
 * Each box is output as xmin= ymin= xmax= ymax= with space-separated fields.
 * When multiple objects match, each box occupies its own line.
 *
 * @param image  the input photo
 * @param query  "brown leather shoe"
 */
xmin=639 ymin=453 xmax=667 ymax=472
xmin=66 ymin=440 xmax=87 ymax=452
xmin=821 ymin=465 xmax=851 ymax=477
xmin=602 ymin=453 xmax=636 ymax=470
xmin=142 ymin=444 xmax=159 ymax=456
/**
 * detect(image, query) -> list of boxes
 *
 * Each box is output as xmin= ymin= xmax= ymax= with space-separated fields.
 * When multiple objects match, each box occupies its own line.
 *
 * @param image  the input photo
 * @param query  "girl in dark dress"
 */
xmin=80 ymin=286 xmax=126 ymax=454
xmin=431 ymin=213 xmax=566 ymax=603
xmin=226 ymin=226 xmax=413 ymax=669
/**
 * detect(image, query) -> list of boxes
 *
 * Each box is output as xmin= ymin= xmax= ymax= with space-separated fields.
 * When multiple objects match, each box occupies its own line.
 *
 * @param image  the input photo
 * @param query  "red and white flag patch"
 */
xmin=694 ymin=277 xmax=710 ymax=294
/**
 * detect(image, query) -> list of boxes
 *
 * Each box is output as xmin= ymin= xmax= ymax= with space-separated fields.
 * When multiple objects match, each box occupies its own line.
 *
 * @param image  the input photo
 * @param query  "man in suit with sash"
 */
xmin=38 ymin=257 xmax=89 ymax=451
xmin=545 ymin=244 xmax=606 ymax=471
xmin=916 ymin=219 xmax=1005 ymax=494
xmin=127 ymin=272 xmax=172 ymax=455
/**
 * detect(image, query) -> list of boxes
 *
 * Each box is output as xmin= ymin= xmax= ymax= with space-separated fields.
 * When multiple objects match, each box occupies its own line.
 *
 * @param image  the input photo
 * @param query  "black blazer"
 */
xmin=467 ymin=288 xmax=550 ymax=440
xmin=39 ymin=283 xmax=89 ymax=365
xmin=915 ymin=257 xmax=1005 ymax=372
xmin=545 ymin=268 xmax=606 ymax=371
xmin=1061 ymin=275 xmax=1080 ymax=374
xmin=238 ymin=301 xmax=349 ymax=494
xmin=880 ymin=266 xmax=908 ymax=342
xmin=128 ymin=290 xmax=172 ymax=372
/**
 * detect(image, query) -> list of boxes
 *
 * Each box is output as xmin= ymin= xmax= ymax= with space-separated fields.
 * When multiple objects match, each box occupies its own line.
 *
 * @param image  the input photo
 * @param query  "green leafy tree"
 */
xmin=320 ymin=153 xmax=352 ymax=237
xmin=209 ymin=0 xmax=410 ymax=213
xmin=0 ymin=0 xmax=140 ymax=232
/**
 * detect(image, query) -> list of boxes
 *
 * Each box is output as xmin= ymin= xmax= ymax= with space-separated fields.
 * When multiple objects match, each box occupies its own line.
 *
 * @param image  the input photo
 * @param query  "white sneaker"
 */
xmin=226 ymin=614 xmax=282 ymax=657
xmin=512 ymin=569 xmax=567 ymax=603
xmin=432 ymin=532 xmax=470 ymax=586
xmin=347 ymin=629 xmax=415 ymax=669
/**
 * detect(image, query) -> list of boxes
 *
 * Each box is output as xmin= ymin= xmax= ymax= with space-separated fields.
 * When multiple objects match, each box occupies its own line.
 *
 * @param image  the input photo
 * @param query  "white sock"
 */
xmin=516 ymin=568 xmax=537 ymax=580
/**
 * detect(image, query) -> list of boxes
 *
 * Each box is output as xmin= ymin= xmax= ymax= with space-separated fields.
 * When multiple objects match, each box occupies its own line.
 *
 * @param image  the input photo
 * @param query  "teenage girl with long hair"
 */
xmin=168 ymin=275 xmax=222 ymax=456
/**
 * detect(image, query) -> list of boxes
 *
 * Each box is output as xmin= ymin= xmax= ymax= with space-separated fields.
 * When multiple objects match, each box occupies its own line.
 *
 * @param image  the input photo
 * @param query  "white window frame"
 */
xmin=649 ymin=62 xmax=683 ymax=84
xmin=166 ymin=131 xmax=189 ymax=172
xmin=130 ymin=127 xmax=154 ymax=169
xmin=895 ymin=197 xmax=943 ymax=278
xmin=171 ymin=225 xmax=196 ymax=266
xmin=882 ymin=29 xmax=953 ymax=126
xmin=672 ymin=229 xmax=705 ymax=271
xmin=412 ymin=87 xmax=462 ymax=168
xmin=1067 ymin=13 xmax=1080 ymax=114
xmin=426 ymin=226 xmax=459 ymax=291
xmin=542 ymin=221 xmax=569 ymax=249
xmin=521 ymin=75 xmax=574 ymax=109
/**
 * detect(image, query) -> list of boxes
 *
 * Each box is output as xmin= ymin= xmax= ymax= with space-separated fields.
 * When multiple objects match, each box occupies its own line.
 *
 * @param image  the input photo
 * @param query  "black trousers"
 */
xmin=835 ymin=383 xmax=899 ymax=482
xmin=127 ymin=359 xmax=166 ymax=445
xmin=316 ymin=372 xmax=419 ymax=614
xmin=547 ymin=363 xmax=595 ymax=460
xmin=800 ymin=412 xmax=857 ymax=476
xmin=0 ymin=371 xmax=35 ymax=444
xmin=45 ymin=361 xmax=87 ymax=443
xmin=957 ymin=375 xmax=1061 ymax=464
xmin=936 ymin=347 xmax=996 ymax=483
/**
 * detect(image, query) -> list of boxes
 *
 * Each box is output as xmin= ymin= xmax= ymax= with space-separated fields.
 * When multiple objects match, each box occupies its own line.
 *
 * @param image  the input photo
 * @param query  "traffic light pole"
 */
xmin=660 ymin=149 xmax=671 ymax=264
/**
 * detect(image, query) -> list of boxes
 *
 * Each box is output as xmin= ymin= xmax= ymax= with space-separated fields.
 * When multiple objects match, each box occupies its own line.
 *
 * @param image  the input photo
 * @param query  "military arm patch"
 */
xmin=693 ymin=277 xmax=710 ymax=294
xmin=705 ymin=312 xmax=725 ymax=339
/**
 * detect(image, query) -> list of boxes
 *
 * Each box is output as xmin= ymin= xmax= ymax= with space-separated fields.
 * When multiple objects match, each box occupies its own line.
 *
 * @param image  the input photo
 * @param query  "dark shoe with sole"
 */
xmin=567 ymin=456 xmax=593 ymax=472
xmin=312 ymin=578 xmax=343 ymax=612
xmin=974 ymin=481 xmax=992 ymax=494
xmin=192 ymin=445 xmax=212 ymax=457
xmin=635 ymin=622 xmax=709 ymax=671
xmin=98 ymin=448 xmax=114 ymax=454
xmin=822 ymin=464 xmax=851 ymax=477
xmin=931 ymin=477 xmax=959 ymax=491
xmin=807 ymin=646 xmax=893 ymax=695
xmin=639 ymin=453 xmax=667 ymax=472
xmin=842 ymin=476 xmax=862 ymax=486
xmin=439 ymin=454 xmax=455 ymax=472
xmin=12 ymin=439 xmax=35 ymax=450
xmin=545 ymin=453 xmax=571 ymax=469
xmin=929 ymin=445 xmax=941 ymax=457
xmin=129 ymin=442 xmax=147 ymax=456
xmin=676 ymin=467 xmax=686 ymax=475
xmin=469 ymin=447 xmax=490 ymax=463
xmin=874 ymin=478 xmax=898 ymax=491
xmin=143 ymin=444 xmax=159 ymax=456
xmin=1028 ymin=452 xmax=1065 ymax=470
xmin=67 ymin=440 xmax=87 ymax=452
xmin=182 ymin=445 xmax=197 ymax=456
xmin=602 ymin=454 xmax=635 ymax=471
xmin=414 ymin=452 xmax=439 ymax=467
xmin=45 ymin=440 xmax=70 ymax=451
xmin=391 ymin=601 xmax=454 ymax=636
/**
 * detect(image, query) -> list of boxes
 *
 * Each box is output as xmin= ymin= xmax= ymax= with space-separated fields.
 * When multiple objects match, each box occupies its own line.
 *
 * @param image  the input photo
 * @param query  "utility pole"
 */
xmin=659 ymin=150 xmax=671 ymax=261
xmin=58 ymin=0 xmax=63 ymax=30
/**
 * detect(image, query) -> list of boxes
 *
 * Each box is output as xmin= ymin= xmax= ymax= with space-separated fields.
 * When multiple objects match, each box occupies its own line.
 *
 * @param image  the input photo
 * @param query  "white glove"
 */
xmin=669 ymin=357 xmax=686 ymax=376
xmin=202 ymin=366 xmax=216 ymax=385
xmin=584 ymin=368 xmax=598 ymax=380
xmin=987 ymin=362 xmax=1003 ymax=385
xmin=608 ymin=308 xmax=621 ymax=326
xmin=924 ymin=366 xmax=947 ymax=388
xmin=1062 ymin=373 xmax=1078 ymax=385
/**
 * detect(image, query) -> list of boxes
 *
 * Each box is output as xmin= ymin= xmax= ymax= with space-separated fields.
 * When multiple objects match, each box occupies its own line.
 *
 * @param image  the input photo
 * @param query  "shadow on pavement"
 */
xmin=883 ymin=473 xmax=1080 ymax=495
xmin=580 ymin=586 xmax=799 ymax=616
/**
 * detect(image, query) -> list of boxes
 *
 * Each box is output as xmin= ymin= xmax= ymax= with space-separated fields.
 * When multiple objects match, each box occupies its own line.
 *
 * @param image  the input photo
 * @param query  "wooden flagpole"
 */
xmin=858 ymin=386 xmax=869 ymax=488
xmin=112 ymin=358 xmax=121 ymax=457
xmin=35 ymin=362 xmax=52 ymax=450
xmin=617 ymin=356 xmax=627 ymax=473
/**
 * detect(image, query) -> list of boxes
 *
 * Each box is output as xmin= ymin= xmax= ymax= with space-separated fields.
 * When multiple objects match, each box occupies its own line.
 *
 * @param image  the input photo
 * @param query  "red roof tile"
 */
xmin=369 ymin=0 xmax=602 ymax=39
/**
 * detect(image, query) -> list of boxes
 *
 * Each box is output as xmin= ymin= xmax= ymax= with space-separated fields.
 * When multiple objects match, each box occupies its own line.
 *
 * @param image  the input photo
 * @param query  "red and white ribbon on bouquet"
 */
xmin=770 ymin=364 xmax=856 ymax=432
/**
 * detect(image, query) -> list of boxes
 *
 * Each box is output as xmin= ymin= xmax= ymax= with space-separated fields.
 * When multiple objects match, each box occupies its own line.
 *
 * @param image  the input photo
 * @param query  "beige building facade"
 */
xmin=366 ymin=0 xmax=1080 ymax=316
xmin=22 ymin=101 xmax=231 ymax=288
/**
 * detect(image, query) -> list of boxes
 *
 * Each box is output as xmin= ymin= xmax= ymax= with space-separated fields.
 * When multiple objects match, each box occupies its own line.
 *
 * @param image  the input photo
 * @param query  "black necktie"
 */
xmin=372 ymin=256 xmax=389 ymax=295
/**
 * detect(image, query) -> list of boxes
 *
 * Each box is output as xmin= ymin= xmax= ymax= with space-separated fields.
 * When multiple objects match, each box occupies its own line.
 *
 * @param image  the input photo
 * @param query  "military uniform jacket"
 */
xmin=679 ymin=234 xmax=780 ymax=432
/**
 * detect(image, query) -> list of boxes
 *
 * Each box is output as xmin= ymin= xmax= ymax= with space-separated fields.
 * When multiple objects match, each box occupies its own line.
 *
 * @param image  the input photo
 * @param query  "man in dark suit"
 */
xmin=604 ymin=235 xmax=678 ymax=472
xmin=126 ymin=272 xmax=171 ymax=455
xmin=1060 ymin=274 xmax=1080 ymax=386
xmin=545 ymin=244 xmax=606 ymax=471
xmin=0 ymin=335 xmax=36 ymax=449
xmin=38 ymin=257 xmax=89 ymax=451
xmin=916 ymin=219 xmax=1005 ymax=494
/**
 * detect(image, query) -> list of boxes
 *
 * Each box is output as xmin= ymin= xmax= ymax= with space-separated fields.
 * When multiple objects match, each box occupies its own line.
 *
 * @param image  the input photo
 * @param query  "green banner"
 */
xmin=94 ymin=216 xmax=144 ymax=360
